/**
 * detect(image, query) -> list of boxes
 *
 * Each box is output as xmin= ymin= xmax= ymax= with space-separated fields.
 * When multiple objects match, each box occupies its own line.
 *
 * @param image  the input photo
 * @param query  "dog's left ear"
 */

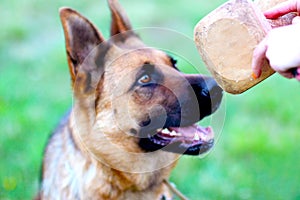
xmin=108 ymin=0 xmax=144 ymax=47
xmin=108 ymin=0 xmax=132 ymax=36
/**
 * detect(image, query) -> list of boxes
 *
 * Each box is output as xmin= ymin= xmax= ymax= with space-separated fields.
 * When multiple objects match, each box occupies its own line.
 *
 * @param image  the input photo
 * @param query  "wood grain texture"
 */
xmin=255 ymin=0 xmax=288 ymax=11
xmin=195 ymin=0 xmax=274 ymax=94
xmin=194 ymin=0 xmax=296 ymax=94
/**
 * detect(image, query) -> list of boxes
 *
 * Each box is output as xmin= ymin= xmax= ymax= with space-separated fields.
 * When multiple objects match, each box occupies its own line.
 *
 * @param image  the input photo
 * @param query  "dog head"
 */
xmin=59 ymin=0 xmax=223 ymax=163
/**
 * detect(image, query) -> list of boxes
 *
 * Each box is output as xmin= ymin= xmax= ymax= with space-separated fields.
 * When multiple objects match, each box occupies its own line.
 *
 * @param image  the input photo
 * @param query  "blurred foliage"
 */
xmin=1 ymin=0 xmax=300 ymax=199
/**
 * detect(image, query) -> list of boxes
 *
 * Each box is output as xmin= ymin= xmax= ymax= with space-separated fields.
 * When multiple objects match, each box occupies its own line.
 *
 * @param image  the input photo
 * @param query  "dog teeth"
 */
xmin=157 ymin=128 xmax=163 ymax=132
xmin=159 ymin=128 xmax=181 ymax=137
xmin=170 ymin=130 xmax=182 ymax=136
xmin=194 ymin=133 xmax=200 ymax=141
xmin=162 ymin=129 xmax=171 ymax=134
xmin=170 ymin=130 xmax=177 ymax=136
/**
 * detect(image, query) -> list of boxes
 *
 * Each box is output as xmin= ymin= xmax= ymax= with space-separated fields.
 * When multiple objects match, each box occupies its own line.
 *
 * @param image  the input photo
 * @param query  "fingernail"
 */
xmin=252 ymin=72 xmax=258 ymax=80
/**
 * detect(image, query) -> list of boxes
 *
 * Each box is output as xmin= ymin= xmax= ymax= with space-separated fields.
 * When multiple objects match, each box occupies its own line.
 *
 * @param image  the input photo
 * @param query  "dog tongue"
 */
xmin=169 ymin=125 xmax=213 ymax=142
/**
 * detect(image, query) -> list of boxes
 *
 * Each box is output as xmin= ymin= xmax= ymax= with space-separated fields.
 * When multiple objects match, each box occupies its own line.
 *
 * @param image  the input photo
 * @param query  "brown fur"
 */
xmin=39 ymin=0 xmax=222 ymax=199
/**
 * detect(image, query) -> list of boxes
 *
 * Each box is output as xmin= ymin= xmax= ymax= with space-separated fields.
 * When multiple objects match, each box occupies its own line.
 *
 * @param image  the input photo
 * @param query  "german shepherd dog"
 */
xmin=39 ymin=0 xmax=223 ymax=199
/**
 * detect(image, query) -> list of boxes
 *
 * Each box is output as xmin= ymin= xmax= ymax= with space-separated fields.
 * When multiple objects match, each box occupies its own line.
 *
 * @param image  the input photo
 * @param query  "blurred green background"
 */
xmin=1 ymin=0 xmax=300 ymax=199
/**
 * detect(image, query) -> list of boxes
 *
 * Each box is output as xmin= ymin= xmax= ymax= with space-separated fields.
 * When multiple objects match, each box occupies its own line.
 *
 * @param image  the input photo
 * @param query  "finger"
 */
xmin=252 ymin=38 xmax=268 ymax=78
xmin=278 ymin=71 xmax=294 ymax=79
xmin=264 ymin=0 xmax=299 ymax=19
xmin=292 ymin=16 xmax=300 ymax=24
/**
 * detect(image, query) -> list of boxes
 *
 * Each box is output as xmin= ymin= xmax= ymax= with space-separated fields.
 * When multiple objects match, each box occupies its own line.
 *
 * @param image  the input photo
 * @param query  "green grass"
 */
xmin=1 ymin=0 xmax=300 ymax=199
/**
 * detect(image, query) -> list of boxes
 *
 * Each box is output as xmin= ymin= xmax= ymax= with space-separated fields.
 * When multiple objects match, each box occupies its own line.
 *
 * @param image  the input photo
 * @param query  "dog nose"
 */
xmin=185 ymin=74 xmax=223 ymax=120
xmin=201 ymin=78 xmax=223 ymax=114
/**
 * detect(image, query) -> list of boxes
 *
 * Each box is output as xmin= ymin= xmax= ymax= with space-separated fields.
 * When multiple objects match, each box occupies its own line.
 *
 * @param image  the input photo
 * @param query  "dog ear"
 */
xmin=108 ymin=0 xmax=144 ymax=47
xmin=59 ymin=7 xmax=106 ymax=84
xmin=108 ymin=0 xmax=132 ymax=36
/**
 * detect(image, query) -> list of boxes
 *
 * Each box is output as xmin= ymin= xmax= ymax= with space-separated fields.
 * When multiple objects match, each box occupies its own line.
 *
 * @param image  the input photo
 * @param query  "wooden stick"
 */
xmin=163 ymin=179 xmax=189 ymax=200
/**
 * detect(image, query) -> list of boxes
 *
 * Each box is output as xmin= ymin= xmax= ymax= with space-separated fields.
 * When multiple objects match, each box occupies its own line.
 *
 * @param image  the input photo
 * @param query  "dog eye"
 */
xmin=138 ymin=74 xmax=151 ymax=84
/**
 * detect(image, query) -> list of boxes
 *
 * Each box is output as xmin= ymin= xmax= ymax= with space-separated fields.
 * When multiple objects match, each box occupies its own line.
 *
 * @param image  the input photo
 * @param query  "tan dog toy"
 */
xmin=194 ymin=0 xmax=295 ymax=94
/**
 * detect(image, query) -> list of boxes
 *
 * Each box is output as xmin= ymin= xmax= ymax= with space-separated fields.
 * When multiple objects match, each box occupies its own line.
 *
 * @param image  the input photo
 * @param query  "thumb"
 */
xmin=252 ymin=38 xmax=268 ymax=78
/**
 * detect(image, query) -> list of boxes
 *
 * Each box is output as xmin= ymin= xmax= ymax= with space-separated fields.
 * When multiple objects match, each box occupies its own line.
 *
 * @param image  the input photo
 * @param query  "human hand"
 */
xmin=252 ymin=0 xmax=300 ymax=80
xmin=264 ymin=0 xmax=300 ymax=19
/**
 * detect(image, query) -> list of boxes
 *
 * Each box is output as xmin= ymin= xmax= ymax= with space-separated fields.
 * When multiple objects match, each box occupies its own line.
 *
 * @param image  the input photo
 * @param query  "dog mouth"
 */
xmin=139 ymin=124 xmax=214 ymax=155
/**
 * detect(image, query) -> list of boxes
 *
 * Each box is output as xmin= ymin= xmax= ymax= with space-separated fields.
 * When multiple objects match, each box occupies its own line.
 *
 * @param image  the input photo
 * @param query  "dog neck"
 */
xmin=71 ymin=126 xmax=177 ymax=199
